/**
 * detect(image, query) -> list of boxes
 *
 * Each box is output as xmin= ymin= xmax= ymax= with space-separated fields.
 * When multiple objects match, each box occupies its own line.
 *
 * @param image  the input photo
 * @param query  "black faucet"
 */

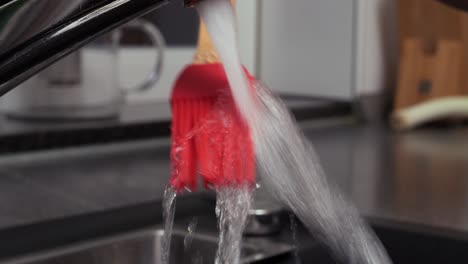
xmin=0 ymin=0 xmax=169 ymax=97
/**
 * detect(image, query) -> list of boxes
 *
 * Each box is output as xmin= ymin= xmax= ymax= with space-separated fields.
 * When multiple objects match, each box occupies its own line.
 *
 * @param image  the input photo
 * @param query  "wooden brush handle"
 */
xmin=193 ymin=0 xmax=236 ymax=64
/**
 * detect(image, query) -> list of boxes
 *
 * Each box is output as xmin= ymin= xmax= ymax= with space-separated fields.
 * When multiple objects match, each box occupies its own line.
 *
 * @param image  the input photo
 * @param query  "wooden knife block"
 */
xmin=395 ymin=39 xmax=463 ymax=110
xmin=395 ymin=0 xmax=468 ymax=112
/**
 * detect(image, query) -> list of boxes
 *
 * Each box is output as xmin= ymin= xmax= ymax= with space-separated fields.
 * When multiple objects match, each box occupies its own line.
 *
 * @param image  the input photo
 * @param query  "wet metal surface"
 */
xmin=4 ymin=228 xmax=293 ymax=264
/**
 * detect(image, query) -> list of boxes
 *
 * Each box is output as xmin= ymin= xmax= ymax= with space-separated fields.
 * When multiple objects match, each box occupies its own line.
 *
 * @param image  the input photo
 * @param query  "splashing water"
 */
xmin=183 ymin=217 xmax=202 ymax=264
xmin=215 ymin=185 xmax=253 ymax=264
xmin=197 ymin=0 xmax=391 ymax=263
xmin=184 ymin=217 xmax=199 ymax=251
xmin=161 ymin=186 xmax=177 ymax=264
xmin=289 ymin=214 xmax=302 ymax=264
xmin=253 ymin=84 xmax=391 ymax=263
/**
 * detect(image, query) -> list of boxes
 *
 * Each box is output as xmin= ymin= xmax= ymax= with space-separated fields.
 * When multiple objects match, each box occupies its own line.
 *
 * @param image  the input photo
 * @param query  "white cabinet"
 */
xmin=257 ymin=0 xmax=398 ymax=100
xmin=259 ymin=0 xmax=355 ymax=99
xmin=124 ymin=0 xmax=398 ymax=103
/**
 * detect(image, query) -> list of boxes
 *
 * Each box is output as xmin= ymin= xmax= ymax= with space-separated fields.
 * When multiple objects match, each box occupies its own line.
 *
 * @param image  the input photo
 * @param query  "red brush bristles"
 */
xmin=170 ymin=64 xmax=255 ymax=192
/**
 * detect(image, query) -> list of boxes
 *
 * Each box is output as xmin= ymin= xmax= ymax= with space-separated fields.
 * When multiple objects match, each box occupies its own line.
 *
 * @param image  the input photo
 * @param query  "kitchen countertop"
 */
xmin=1 ymin=121 xmax=468 ymax=258
xmin=0 ymin=97 xmax=348 ymax=136
xmin=0 ymin=98 xmax=351 ymax=154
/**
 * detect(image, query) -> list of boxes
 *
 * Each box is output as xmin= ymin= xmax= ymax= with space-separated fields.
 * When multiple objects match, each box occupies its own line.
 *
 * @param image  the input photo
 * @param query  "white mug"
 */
xmin=1 ymin=19 xmax=164 ymax=120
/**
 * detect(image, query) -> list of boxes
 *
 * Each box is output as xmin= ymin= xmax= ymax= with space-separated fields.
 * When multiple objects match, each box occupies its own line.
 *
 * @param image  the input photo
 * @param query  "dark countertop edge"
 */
xmin=0 ymin=98 xmax=352 ymax=155
xmin=0 ymin=193 xmax=215 ymax=260
xmin=3 ymin=196 xmax=468 ymax=261
xmin=367 ymin=215 xmax=468 ymax=242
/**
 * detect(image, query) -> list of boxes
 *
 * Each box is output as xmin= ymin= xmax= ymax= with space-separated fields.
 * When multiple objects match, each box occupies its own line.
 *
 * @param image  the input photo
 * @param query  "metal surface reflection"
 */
xmin=5 ymin=229 xmax=292 ymax=264
xmin=0 ymin=0 xmax=168 ymax=96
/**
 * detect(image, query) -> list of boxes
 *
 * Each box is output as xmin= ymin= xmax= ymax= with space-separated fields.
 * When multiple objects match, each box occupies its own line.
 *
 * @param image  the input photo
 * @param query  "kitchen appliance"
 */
xmin=1 ymin=19 xmax=164 ymax=120
xmin=257 ymin=0 xmax=398 ymax=122
xmin=0 ymin=0 xmax=169 ymax=98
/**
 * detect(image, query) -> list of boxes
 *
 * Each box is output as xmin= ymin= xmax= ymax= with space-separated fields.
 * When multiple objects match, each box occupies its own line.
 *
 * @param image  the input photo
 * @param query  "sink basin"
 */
xmin=374 ymin=226 xmax=468 ymax=263
xmin=301 ymin=225 xmax=468 ymax=263
xmin=4 ymin=228 xmax=293 ymax=264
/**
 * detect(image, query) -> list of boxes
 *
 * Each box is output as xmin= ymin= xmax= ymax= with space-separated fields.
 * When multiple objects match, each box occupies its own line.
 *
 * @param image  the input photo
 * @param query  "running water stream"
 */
xmin=161 ymin=186 xmax=177 ymax=264
xmin=215 ymin=185 xmax=252 ymax=264
xmin=289 ymin=214 xmax=302 ymax=264
xmin=196 ymin=0 xmax=392 ymax=263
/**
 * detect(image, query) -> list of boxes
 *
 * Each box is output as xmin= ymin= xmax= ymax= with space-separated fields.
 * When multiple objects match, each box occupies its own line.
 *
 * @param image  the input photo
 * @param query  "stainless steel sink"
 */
xmin=4 ymin=228 xmax=293 ymax=264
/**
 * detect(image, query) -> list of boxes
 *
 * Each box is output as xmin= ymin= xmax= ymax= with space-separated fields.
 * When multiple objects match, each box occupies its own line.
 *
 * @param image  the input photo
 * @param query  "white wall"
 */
xmin=258 ymin=0 xmax=398 ymax=100
xmin=355 ymin=0 xmax=398 ymax=97
xmin=236 ymin=0 xmax=258 ymax=74
xmin=258 ymin=0 xmax=355 ymax=99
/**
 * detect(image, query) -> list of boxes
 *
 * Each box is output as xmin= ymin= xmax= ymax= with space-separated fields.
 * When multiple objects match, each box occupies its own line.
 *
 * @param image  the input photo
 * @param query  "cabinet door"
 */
xmin=259 ymin=0 xmax=355 ymax=100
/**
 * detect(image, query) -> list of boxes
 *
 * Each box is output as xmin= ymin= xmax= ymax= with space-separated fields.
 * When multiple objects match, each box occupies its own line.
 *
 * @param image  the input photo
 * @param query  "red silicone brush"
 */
xmin=169 ymin=16 xmax=255 ymax=192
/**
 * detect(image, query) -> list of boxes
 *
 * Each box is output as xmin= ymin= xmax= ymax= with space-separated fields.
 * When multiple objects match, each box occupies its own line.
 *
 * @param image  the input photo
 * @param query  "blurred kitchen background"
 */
xmin=2 ymin=0 xmax=468 ymax=263
xmin=0 ymin=0 xmax=398 ymax=152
